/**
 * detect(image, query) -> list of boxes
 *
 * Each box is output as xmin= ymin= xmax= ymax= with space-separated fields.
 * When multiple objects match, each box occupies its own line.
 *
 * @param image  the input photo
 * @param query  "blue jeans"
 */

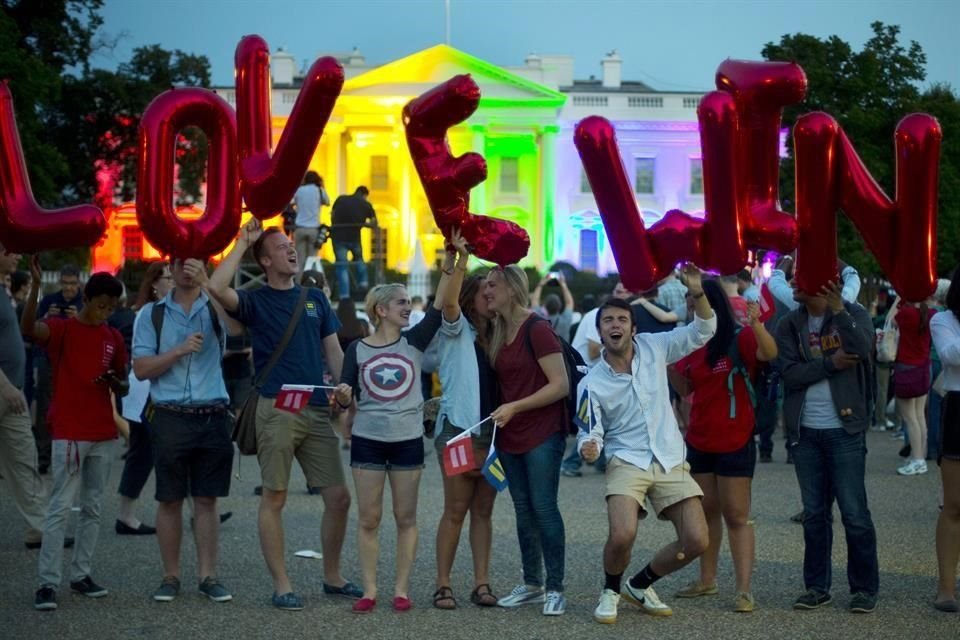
xmin=499 ymin=432 xmax=566 ymax=592
xmin=792 ymin=427 xmax=879 ymax=596
xmin=333 ymin=240 xmax=368 ymax=299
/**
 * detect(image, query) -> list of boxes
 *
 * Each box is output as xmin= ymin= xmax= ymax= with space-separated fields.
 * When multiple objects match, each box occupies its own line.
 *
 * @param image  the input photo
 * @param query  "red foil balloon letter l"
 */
xmin=0 ymin=82 xmax=106 ymax=253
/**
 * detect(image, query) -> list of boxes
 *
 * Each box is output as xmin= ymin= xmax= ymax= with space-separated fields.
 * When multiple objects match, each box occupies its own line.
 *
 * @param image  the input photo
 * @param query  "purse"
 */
xmin=232 ymin=287 xmax=310 ymax=455
xmin=876 ymin=313 xmax=899 ymax=364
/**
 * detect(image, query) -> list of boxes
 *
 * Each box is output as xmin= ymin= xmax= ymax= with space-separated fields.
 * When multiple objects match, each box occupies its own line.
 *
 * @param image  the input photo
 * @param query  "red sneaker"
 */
xmin=393 ymin=596 xmax=413 ymax=612
xmin=352 ymin=597 xmax=376 ymax=614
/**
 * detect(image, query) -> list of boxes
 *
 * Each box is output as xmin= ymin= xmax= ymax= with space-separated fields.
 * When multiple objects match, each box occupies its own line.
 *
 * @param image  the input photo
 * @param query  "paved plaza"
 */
xmin=0 ymin=430 xmax=955 ymax=639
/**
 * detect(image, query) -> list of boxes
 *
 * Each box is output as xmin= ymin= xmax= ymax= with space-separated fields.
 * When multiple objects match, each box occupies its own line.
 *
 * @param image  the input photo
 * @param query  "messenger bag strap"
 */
xmin=253 ymin=286 xmax=310 ymax=389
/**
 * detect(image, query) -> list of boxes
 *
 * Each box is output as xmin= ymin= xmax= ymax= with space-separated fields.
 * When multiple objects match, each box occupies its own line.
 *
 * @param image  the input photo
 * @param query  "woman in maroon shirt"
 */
xmin=893 ymin=297 xmax=937 ymax=475
xmin=483 ymin=266 xmax=570 ymax=615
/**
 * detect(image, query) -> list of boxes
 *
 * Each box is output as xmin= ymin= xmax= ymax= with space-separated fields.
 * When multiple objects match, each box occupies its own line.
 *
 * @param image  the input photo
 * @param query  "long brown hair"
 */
xmin=486 ymin=266 xmax=530 ymax=363
xmin=133 ymin=262 xmax=168 ymax=310
xmin=460 ymin=274 xmax=490 ymax=350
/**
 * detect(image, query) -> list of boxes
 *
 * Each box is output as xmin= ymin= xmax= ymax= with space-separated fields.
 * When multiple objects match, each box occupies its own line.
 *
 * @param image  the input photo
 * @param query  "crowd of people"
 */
xmin=0 ymin=222 xmax=958 ymax=619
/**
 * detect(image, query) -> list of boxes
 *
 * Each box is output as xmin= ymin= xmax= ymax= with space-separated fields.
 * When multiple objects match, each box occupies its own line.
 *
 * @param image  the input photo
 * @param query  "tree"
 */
xmin=762 ymin=22 xmax=960 ymax=277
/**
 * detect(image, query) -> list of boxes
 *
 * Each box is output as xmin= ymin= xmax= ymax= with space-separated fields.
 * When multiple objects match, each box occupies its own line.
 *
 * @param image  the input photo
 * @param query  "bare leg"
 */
xmin=436 ymin=471 xmax=476 ymax=593
xmin=352 ymin=468 xmax=386 ymax=600
xmin=898 ymin=397 xmax=926 ymax=462
xmin=651 ymin=497 xmax=709 ymax=577
xmin=936 ymin=459 xmax=960 ymax=603
xmin=693 ymin=473 xmax=721 ymax=587
xmin=603 ymin=496 xmax=641 ymax=576
xmin=259 ymin=488 xmax=292 ymax=594
xmin=193 ymin=496 xmax=219 ymax=579
xmin=388 ymin=468 xmax=423 ymax=599
xmin=156 ymin=500 xmax=184 ymax=578
xmin=718 ymin=476 xmax=754 ymax=593
xmin=318 ymin=484 xmax=351 ymax=586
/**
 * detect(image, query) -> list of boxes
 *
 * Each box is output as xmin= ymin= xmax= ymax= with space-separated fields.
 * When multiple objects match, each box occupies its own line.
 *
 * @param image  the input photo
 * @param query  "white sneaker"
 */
xmin=622 ymin=583 xmax=673 ymax=616
xmin=497 ymin=584 xmax=545 ymax=608
xmin=897 ymin=459 xmax=928 ymax=476
xmin=593 ymin=588 xmax=620 ymax=624
xmin=542 ymin=590 xmax=566 ymax=616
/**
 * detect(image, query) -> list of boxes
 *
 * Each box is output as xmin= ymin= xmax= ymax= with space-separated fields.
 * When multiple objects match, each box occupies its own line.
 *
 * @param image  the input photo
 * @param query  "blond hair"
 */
xmin=364 ymin=283 xmax=407 ymax=328
xmin=486 ymin=266 xmax=530 ymax=362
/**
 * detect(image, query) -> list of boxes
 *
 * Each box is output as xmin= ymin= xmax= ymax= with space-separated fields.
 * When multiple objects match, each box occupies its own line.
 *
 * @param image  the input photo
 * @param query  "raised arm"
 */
xmin=747 ymin=302 xmax=778 ymax=362
xmin=20 ymin=256 xmax=49 ymax=345
xmin=632 ymin=297 xmax=679 ymax=324
xmin=183 ymin=259 xmax=243 ymax=337
xmin=530 ymin=278 xmax=544 ymax=309
xmin=558 ymin=275 xmax=574 ymax=312
xmin=435 ymin=228 xmax=469 ymax=323
xmin=208 ymin=219 xmax=263 ymax=313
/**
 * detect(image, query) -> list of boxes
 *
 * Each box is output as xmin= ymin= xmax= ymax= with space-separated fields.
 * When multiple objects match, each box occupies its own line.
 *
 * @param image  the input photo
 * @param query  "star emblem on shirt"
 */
xmin=375 ymin=367 xmax=402 ymax=385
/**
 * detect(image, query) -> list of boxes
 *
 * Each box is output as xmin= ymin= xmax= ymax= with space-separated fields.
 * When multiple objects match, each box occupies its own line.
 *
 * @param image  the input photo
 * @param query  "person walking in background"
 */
xmin=482 ymin=266 xmax=569 ymax=616
xmin=331 ymin=186 xmax=377 ymax=301
xmin=930 ymin=269 xmax=960 ymax=612
xmin=292 ymin=171 xmax=330 ymax=274
xmin=775 ymin=278 xmax=878 ymax=614
xmin=891 ymin=295 xmax=937 ymax=475
xmin=335 ymin=231 xmax=468 ymax=614
xmin=432 ymin=273 xmax=499 ymax=610
xmin=22 ymin=259 xmax=127 ymax=611
xmin=671 ymin=280 xmax=778 ymax=613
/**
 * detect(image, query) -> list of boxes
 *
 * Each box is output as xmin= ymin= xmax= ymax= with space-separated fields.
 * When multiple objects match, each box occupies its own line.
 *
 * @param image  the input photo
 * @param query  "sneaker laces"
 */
xmin=643 ymin=587 xmax=665 ymax=607
xmin=546 ymin=591 xmax=563 ymax=606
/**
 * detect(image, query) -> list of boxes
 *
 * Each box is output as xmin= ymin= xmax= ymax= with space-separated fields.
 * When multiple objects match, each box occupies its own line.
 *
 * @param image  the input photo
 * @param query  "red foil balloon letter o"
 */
xmin=137 ymin=89 xmax=241 ymax=259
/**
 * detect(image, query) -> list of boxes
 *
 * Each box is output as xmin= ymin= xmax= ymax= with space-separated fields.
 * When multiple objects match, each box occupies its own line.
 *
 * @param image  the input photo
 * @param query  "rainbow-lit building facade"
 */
xmin=96 ymin=45 xmax=709 ymax=275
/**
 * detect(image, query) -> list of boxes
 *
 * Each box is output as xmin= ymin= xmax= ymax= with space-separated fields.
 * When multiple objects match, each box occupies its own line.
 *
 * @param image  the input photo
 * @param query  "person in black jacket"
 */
xmin=775 ymin=279 xmax=878 ymax=614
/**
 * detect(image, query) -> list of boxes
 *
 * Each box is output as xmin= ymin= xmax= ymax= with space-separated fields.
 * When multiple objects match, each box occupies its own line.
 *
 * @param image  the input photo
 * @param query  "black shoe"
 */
xmin=254 ymin=485 xmax=263 ymax=496
xmin=34 ymin=586 xmax=57 ymax=611
xmin=115 ymin=520 xmax=156 ymax=535
xmin=219 ymin=511 xmax=233 ymax=525
xmin=849 ymin=592 xmax=877 ymax=613
xmin=26 ymin=536 xmax=74 ymax=550
xmin=38 ymin=464 xmax=49 ymax=475
xmin=790 ymin=510 xmax=805 ymax=524
xmin=69 ymin=576 xmax=108 ymax=598
xmin=759 ymin=453 xmax=773 ymax=463
xmin=899 ymin=444 xmax=911 ymax=458
xmin=794 ymin=589 xmax=832 ymax=610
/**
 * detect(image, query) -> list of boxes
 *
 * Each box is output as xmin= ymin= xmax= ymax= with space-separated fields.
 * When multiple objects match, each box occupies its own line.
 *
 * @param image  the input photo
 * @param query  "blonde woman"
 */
xmin=335 ymin=231 xmax=469 ymax=614
xmin=483 ymin=266 xmax=569 ymax=616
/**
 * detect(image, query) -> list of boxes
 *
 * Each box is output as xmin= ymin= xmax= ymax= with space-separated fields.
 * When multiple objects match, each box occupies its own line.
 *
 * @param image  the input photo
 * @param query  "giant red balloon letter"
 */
xmin=794 ymin=112 xmax=940 ymax=301
xmin=137 ymin=89 xmax=241 ymax=259
xmin=235 ymin=35 xmax=344 ymax=218
xmin=404 ymin=75 xmax=530 ymax=265
xmin=0 ymin=82 xmax=105 ymax=253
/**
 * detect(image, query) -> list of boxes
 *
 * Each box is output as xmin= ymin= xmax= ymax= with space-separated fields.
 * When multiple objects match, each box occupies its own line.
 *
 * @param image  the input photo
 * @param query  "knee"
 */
xmin=607 ymin=527 xmax=636 ymax=553
xmin=683 ymin=525 xmax=710 ymax=557
xmin=393 ymin=509 xmax=417 ymax=531
xmin=325 ymin=487 xmax=351 ymax=513
xmin=443 ymin=502 xmax=469 ymax=527
xmin=722 ymin=506 xmax=750 ymax=529
xmin=260 ymin=490 xmax=287 ymax=512
xmin=158 ymin=499 xmax=184 ymax=513
xmin=470 ymin=499 xmax=494 ymax=522
xmin=358 ymin=508 xmax=382 ymax=532
xmin=192 ymin=497 xmax=217 ymax=513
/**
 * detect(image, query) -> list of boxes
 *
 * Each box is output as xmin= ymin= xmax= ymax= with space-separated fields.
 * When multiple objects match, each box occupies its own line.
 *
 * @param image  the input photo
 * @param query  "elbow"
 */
xmin=132 ymin=362 xmax=148 ymax=382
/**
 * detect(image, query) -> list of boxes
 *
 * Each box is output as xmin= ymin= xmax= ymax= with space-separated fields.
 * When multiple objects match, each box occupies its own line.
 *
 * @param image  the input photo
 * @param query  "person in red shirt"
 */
xmin=21 ymin=258 xmax=127 ymax=611
xmin=670 ymin=279 xmax=777 ymax=612
xmin=892 ymin=296 xmax=938 ymax=475
xmin=482 ymin=265 xmax=569 ymax=616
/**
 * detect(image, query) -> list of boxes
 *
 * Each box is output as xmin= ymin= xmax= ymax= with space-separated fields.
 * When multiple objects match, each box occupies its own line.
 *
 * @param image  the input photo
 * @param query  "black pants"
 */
xmin=117 ymin=420 xmax=153 ymax=499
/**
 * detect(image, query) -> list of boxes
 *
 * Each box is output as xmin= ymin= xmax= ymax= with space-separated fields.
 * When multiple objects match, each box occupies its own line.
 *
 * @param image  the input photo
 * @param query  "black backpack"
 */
xmin=524 ymin=316 xmax=588 ymax=435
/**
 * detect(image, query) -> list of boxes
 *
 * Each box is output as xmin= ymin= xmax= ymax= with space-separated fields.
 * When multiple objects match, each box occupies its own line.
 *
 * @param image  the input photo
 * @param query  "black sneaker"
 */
xmin=849 ymin=592 xmax=877 ymax=613
xmin=794 ymin=589 xmax=832 ymax=610
xmin=759 ymin=453 xmax=773 ymax=463
xmin=25 ymin=536 xmax=74 ymax=550
xmin=34 ymin=586 xmax=57 ymax=611
xmin=70 ymin=576 xmax=108 ymax=598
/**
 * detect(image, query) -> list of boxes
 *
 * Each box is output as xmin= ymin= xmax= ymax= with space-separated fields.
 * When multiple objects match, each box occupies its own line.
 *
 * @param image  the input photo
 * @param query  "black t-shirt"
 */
xmin=330 ymin=194 xmax=376 ymax=244
xmin=108 ymin=307 xmax=137 ymax=358
xmin=632 ymin=300 xmax=675 ymax=334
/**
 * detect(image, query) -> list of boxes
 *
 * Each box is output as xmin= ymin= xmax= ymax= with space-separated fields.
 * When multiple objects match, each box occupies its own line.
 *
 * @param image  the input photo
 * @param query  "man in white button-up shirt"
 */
xmin=577 ymin=264 xmax=716 ymax=625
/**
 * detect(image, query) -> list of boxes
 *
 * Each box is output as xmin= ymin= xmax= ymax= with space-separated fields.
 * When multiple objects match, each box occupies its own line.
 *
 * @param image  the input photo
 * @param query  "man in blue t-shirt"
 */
xmin=208 ymin=220 xmax=360 ymax=611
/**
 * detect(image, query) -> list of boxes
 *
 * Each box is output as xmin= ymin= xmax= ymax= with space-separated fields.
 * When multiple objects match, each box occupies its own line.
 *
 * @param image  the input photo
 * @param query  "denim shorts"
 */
xmin=686 ymin=439 xmax=757 ymax=478
xmin=350 ymin=435 xmax=424 ymax=471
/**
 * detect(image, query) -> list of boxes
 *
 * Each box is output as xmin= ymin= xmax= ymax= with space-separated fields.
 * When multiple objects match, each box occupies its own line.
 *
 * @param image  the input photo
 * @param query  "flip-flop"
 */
xmin=470 ymin=584 xmax=498 ymax=607
xmin=433 ymin=586 xmax=457 ymax=610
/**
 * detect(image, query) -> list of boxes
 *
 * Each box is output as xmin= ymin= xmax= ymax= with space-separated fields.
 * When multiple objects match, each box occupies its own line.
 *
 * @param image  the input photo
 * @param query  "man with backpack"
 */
xmin=132 ymin=258 xmax=234 ymax=604
xmin=576 ymin=264 xmax=716 ymax=625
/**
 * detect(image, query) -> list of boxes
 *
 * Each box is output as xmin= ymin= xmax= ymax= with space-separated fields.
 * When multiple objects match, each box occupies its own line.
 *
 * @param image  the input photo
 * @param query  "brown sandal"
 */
xmin=470 ymin=584 xmax=498 ymax=607
xmin=433 ymin=586 xmax=457 ymax=610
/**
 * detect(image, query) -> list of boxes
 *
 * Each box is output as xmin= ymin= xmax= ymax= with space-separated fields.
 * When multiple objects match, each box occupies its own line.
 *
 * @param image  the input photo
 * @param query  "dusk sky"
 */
xmin=96 ymin=0 xmax=958 ymax=92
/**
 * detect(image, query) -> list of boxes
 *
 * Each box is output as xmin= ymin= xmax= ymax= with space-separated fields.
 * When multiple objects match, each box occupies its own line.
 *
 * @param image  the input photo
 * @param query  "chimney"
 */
xmin=601 ymin=50 xmax=621 ymax=89
xmin=525 ymin=52 xmax=542 ymax=69
xmin=271 ymin=47 xmax=296 ymax=85
xmin=347 ymin=46 xmax=365 ymax=67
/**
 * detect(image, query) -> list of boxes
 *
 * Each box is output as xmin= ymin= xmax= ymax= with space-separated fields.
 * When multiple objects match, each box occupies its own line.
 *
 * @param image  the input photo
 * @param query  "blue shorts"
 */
xmin=350 ymin=435 xmax=424 ymax=471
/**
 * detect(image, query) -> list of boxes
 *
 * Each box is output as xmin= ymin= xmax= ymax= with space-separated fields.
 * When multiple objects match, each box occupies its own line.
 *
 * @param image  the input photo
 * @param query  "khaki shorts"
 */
xmin=605 ymin=456 xmax=703 ymax=520
xmin=255 ymin=395 xmax=345 ymax=492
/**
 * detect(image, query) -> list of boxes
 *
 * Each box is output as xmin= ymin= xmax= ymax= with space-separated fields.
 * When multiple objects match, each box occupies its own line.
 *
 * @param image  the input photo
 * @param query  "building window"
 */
xmin=579 ymin=229 xmax=599 ymax=273
xmin=634 ymin=157 xmax=654 ymax=194
xmin=122 ymin=226 xmax=142 ymax=260
xmin=683 ymin=96 xmax=699 ymax=109
xmin=580 ymin=169 xmax=592 ymax=194
xmin=370 ymin=155 xmax=389 ymax=191
xmin=689 ymin=158 xmax=704 ymax=194
xmin=628 ymin=96 xmax=663 ymax=108
xmin=572 ymin=95 xmax=608 ymax=107
xmin=500 ymin=157 xmax=519 ymax=193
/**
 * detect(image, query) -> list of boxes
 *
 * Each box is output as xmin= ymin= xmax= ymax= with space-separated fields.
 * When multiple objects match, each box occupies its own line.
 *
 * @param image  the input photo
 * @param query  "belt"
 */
xmin=153 ymin=403 xmax=228 ymax=416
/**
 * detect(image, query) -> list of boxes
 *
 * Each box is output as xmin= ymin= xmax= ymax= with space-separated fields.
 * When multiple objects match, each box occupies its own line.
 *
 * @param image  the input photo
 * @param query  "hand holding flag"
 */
xmin=442 ymin=417 xmax=490 ymax=477
xmin=274 ymin=384 xmax=340 ymax=414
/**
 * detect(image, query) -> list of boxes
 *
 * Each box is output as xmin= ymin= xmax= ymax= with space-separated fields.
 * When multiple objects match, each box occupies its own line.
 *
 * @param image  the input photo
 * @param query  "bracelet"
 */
xmin=441 ymin=267 xmax=454 ymax=276
xmin=336 ymin=399 xmax=351 ymax=410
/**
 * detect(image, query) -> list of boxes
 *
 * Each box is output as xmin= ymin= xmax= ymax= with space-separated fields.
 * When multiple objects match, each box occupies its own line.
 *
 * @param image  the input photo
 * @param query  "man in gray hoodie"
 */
xmin=775 ymin=279 xmax=878 ymax=614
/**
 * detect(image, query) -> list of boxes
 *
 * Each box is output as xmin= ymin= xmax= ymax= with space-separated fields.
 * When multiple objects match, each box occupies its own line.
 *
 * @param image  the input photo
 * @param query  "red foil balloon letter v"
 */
xmin=236 ymin=35 xmax=344 ymax=219
xmin=0 ymin=82 xmax=106 ymax=253
xmin=403 ymin=75 xmax=530 ymax=265
xmin=574 ymin=61 xmax=805 ymax=292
